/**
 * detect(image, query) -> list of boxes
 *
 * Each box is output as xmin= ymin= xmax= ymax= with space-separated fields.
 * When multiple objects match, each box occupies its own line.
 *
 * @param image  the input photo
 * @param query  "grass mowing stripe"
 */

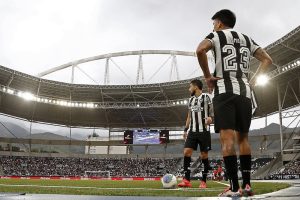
xmin=0 ymin=179 xmax=290 ymax=197
xmin=0 ymin=183 xmax=224 ymax=192
xmin=213 ymin=181 xmax=230 ymax=187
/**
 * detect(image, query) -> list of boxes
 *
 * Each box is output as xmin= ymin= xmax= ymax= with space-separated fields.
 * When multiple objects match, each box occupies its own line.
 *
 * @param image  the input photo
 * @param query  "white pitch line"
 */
xmin=213 ymin=181 xmax=230 ymax=187
xmin=178 ymin=188 xmax=224 ymax=192
xmin=0 ymin=184 xmax=223 ymax=192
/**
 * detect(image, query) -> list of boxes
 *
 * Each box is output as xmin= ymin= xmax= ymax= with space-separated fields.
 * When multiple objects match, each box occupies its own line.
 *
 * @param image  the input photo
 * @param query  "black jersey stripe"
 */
xmin=242 ymin=34 xmax=251 ymax=52
xmin=242 ymin=34 xmax=252 ymax=79
xmin=206 ymin=32 xmax=214 ymax=40
xmin=214 ymin=75 xmax=219 ymax=95
xmin=194 ymin=97 xmax=199 ymax=132
xmin=201 ymin=95 xmax=206 ymax=132
xmin=231 ymin=31 xmax=242 ymax=78
xmin=189 ymin=97 xmax=194 ymax=131
xmin=216 ymin=31 xmax=233 ymax=94
xmin=231 ymin=31 xmax=247 ymax=96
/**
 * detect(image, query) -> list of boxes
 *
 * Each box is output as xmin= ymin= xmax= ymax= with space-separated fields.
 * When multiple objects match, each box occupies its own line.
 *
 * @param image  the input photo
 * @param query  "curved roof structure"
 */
xmin=0 ymin=26 xmax=299 ymax=128
xmin=36 ymin=50 xmax=196 ymax=78
xmin=0 ymin=66 xmax=192 ymax=128
xmin=250 ymin=26 xmax=300 ymax=117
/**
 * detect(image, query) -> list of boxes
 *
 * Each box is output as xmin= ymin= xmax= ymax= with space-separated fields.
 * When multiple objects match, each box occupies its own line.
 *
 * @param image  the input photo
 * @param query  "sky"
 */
xmin=0 ymin=0 xmax=299 ymax=83
xmin=0 ymin=0 xmax=299 ymax=132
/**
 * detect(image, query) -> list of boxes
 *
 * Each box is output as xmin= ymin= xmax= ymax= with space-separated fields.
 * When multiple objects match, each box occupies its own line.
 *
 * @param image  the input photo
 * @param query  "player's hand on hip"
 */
xmin=183 ymin=132 xmax=187 ymax=140
xmin=205 ymin=117 xmax=213 ymax=125
xmin=249 ymin=78 xmax=256 ymax=89
xmin=205 ymin=77 xmax=221 ymax=93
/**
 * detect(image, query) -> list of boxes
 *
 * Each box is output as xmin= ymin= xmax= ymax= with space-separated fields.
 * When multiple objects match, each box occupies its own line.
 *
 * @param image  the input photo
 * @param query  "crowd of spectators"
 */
xmin=268 ymin=159 xmax=300 ymax=180
xmin=251 ymin=158 xmax=273 ymax=174
xmin=186 ymin=157 xmax=273 ymax=179
xmin=0 ymin=155 xmax=280 ymax=178
xmin=0 ymin=156 xmax=181 ymax=177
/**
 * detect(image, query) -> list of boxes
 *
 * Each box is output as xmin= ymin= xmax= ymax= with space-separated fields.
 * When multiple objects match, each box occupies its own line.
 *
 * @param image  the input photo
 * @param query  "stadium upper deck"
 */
xmin=0 ymin=26 xmax=299 ymax=128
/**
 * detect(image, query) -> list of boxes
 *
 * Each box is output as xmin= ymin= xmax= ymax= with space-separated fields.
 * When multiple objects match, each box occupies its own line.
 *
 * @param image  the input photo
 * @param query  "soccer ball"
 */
xmin=161 ymin=174 xmax=177 ymax=189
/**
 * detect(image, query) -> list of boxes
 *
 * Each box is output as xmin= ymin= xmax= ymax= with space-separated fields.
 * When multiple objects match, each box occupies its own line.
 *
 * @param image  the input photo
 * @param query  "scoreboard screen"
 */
xmin=124 ymin=129 xmax=169 ymax=144
xmin=133 ymin=129 xmax=159 ymax=144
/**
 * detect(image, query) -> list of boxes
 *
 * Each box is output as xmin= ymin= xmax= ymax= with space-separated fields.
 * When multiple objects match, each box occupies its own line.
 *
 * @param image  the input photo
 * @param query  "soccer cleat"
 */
xmin=218 ymin=187 xmax=241 ymax=197
xmin=240 ymin=184 xmax=254 ymax=197
xmin=177 ymin=178 xmax=192 ymax=188
xmin=199 ymin=180 xmax=207 ymax=189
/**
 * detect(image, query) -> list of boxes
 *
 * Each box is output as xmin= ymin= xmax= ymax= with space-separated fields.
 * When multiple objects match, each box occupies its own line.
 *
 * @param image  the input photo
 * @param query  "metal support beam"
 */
xmin=36 ymin=50 xmax=196 ymax=78
xmin=277 ymin=84 xmax=283 ymax=155
xmin=169 ymin=55 xmax=180 ymax=81
xmin=76 ymin=65 xmax=99 ymax=85
xmin=174 ymin=55 xmax=179 ymax=81
xmin=107 ymin=129 xmax=110 ymax=155
xmin=282 ymin=110 xmax=300 ymax=118
xmin=71 ymin=65 xmax=75 ymax=84
xmin=100 ymin=88 xmax=109 ymax=127
xmin=136 ymin=55 xmax=144 ymax=84
xmin=104 ymin=58 xmax=110 ymax=85
xmin=289 ymin=82 xmax=300 ymax=104
xmin=110 ymin=58 xmax=135 ymax=84
xmin=29 ymin=121 xmax=32 ymax=154
xmin=6 ymin=73 xmax=15 ymax=87
xmin=68 ymin=87 xmax=73 ymax=154
xmin=29 ymin=80 xmax=41 ymax=154
xmin=280 ymin=43 xmax=300 ymax=53
xmin=268 ymin=57 xmax=300 ymax=79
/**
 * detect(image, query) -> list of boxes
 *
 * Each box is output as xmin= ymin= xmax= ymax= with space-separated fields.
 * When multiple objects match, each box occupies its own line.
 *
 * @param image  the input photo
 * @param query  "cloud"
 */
xmin=0 ymin=0 xmax=299 ymax=84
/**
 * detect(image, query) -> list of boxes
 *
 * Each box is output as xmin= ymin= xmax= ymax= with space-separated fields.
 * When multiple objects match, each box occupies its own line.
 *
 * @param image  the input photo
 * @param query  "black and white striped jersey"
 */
xmin=188 ymin=93 xmax=212 ymax=133
xmin=205 ymin=29 xmax=260 ymax=99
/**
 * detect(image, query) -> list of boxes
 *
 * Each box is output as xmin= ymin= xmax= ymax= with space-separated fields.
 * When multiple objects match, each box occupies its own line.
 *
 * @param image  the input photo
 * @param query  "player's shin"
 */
xmin=223 ymin=155 xmax=239 ymax=192
xmin=201 ymin=158 xmax=209 ymax=182
xmin=240 ymin=154 xmax=252 ymax=188
xmin=184 ymin=156 xmax=191 ymax=181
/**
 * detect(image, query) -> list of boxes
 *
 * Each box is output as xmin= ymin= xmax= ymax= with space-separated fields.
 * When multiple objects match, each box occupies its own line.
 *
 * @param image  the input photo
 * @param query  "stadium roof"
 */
xmin=0 ymin=26 xmax=299 ymax=128
xmin=250 ymin=26 xmax=300 ymax=117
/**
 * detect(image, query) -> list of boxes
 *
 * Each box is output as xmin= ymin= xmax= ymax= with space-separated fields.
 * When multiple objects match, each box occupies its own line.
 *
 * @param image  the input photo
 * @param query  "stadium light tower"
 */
xmin=256 ymin=74 xmax=269 ymax=86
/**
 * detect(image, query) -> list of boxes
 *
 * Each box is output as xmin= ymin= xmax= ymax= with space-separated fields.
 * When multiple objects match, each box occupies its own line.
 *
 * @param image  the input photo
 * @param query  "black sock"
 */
xmin=201 ymin=158 xmax=209 ymax=182
xmin=183 ymin=156 xmax=191 ymax=181
xmin=224 ymin=155 xmax=239 ymax=192
xmin=240 ymin=155 xmax=251 ymax=188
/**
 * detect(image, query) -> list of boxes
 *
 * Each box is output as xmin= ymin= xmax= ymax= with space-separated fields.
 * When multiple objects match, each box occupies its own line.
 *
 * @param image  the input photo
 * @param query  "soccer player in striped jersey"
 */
xmin=196 ymin=9 xmax=272 ymax=197
xmin=178 ymin=79 xmax=213 ymax=189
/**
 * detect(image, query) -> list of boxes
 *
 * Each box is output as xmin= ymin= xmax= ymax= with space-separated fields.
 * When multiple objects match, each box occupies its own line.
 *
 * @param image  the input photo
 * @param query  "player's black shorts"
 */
xmin=184 ymin=131 xmax=211 ymax=152
xmin=213 ymin=93 xmax=252 ymax=133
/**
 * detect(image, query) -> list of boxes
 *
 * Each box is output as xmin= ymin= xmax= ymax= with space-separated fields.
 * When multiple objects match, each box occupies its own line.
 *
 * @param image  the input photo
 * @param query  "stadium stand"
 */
xmin=251 ymin=158 xmax=273 ymax=174
xmin=268 ymin=159 xmax=300 ymax=179
xmin=186 ymin=158 xmax=273 ymax=179
xmin=0 ymin=155 xmax=181 ymax=177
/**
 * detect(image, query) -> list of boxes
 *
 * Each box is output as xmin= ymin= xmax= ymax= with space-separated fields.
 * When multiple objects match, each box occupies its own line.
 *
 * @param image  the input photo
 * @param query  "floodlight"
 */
xmin=21 ymin=92 xmax=35 ymax=101
xmin=256 ymin=74 xmax=269 ymax=86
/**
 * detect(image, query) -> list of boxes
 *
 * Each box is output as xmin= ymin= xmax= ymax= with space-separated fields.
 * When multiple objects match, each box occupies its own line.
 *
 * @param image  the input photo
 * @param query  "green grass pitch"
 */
xmin=0 ymin=179 xmax=290 ymax=197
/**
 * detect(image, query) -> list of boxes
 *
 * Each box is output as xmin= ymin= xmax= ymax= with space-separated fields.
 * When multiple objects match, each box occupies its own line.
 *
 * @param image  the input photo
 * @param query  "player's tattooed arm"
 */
xmin=196 ymin=39 xmax=213 ymax=79
xmin=208 ymin=103 xmax=214 ymax=123
xmin=250 ymin=48 xmax=273 ymax=87
xmin=183 ymin=112 xmax=191 ymax=139
xmin=185 ymin=112 xmax=191 ymax=130
xmin=196 ymin=40 xmax=221 ymax=93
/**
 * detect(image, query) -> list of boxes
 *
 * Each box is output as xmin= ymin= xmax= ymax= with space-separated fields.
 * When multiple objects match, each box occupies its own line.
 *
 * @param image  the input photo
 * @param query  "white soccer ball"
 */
xmin=161 ymin=174 xmax=177 ymax=189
